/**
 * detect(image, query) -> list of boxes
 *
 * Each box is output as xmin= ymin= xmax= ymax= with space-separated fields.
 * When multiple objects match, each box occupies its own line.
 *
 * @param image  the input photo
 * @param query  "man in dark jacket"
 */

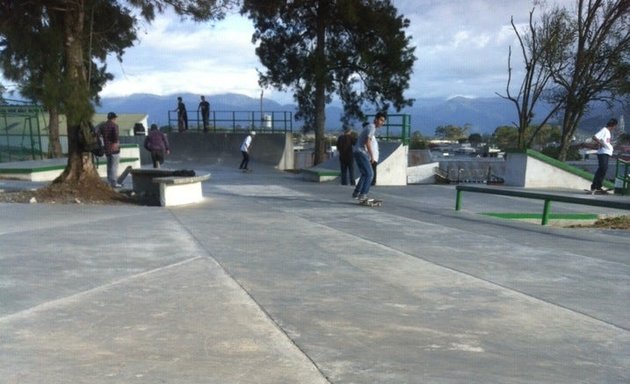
xmin=144 ymin=124 xmax=170 ymax=168
xmin=100 ymin=112 xmax=121 ymax=187
xmin=336 ymin=126 xmax=356 ymax=185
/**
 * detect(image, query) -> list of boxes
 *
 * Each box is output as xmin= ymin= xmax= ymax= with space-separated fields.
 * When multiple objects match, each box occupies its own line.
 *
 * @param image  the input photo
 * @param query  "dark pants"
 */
xmin=371 ymin=161 xmax=377 ymax=186
xmin=591 ymin=154 xmax=609 ymax=190
xmin=202 ymin=113 xmax=209 ymax=132
xmin=151 ymin=150 xmax=165 ymax=169
xmin=340 ymin=160 xmax=355 ymax=185
xmin=239 ymin=151 xmax=250 ymax=169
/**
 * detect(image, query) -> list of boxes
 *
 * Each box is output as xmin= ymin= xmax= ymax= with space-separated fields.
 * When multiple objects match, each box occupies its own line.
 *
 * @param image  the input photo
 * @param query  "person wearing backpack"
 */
xmin=144 ymin=124 xmax=170 ymax=168
xmin=100 ymin=112 xmax=121 ymax=187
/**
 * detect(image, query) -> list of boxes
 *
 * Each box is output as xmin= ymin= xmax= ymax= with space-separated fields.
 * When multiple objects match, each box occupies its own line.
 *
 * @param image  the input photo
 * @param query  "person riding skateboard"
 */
xmin=352 ymin=111 xmax=386 ymax=202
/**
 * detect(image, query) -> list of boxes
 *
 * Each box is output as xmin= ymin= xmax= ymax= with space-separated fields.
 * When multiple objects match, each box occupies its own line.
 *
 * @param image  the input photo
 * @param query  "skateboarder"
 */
xmin=590 ymin=118 xmax=618 ymax=193
xmin=352 ymin=112 xmax=386 ymax=202
xmin=239 ymin=131 xmax=256 ymax=171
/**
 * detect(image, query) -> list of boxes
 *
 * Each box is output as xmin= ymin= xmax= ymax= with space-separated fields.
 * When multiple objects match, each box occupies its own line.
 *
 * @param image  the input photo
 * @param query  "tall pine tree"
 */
xmin=241 ymin=0 xmax=416 ymax=164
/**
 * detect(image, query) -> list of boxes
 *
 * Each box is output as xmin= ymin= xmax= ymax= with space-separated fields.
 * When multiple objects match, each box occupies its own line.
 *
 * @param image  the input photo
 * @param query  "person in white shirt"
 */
xmin=590 ymin=118 xmax=618 ymax=191
xmin=239 ymin=131 xmax=256 ymax=171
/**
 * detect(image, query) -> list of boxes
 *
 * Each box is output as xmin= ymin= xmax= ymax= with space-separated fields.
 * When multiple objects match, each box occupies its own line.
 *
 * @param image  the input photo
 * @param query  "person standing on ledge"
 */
xmin=174 ymin=96 xmax=188 ymax=132
xmin=590 ymin=118 xmax=618 ymax=192
xmin=198 ymin=95 xmax=210 ymax=132
xmin=239 ymin=131 xmax=256 ymax=171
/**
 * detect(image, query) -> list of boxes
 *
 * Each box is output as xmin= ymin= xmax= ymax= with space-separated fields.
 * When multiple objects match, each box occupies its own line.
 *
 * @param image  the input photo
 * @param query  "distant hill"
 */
xmin=96 ymin=92 xmax=628 ymax=136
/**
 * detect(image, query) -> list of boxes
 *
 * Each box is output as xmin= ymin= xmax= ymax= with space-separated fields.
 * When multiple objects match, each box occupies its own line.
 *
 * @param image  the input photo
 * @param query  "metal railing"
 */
xmin=0 ymin=100 xmax=46 ymax=163
xmin=614 ymin=158 xmax=629 ymax=195
xmin=367 ymin=113 xmax=411 ymax=145
xmin=167 ymin=110 xmax=294 ymax=133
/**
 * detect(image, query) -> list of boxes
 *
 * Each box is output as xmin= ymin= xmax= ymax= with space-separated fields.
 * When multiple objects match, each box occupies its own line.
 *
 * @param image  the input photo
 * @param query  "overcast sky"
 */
xmin=3 ymin=0 xmax=574 ymax=103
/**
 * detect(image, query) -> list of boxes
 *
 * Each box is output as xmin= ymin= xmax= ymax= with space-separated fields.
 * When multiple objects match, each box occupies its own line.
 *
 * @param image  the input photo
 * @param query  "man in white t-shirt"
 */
xmin=352 ymin=112 xmax=386 ymax=201
xmin=239 ymin=131 xmax=256 ymax=171
xmin=590 ymin=118 xmax=618 ymax=192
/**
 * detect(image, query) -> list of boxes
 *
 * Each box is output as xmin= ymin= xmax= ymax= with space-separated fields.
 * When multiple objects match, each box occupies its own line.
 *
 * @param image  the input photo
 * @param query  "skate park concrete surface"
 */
xmin=1 ymin=146 xmax=630 ymax=383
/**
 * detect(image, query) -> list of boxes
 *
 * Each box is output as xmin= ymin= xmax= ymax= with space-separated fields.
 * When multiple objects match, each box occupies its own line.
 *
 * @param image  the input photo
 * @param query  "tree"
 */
xmin=546 ymin=0 xmax=630 ymax=160
xmin=468 ymin=133 xmax=483 ymax=147
xmin=493 ymin=125 xmax=519 ymax=149
xmin=0 ymin=2 xmax=136 ymax=158
xmin=435 ymin=124 xmax=467 ymax=141
xmin=499 ymin=7 xmax=571 ymax=149
xmin=241 ymin=0 xmax=416 ymax=164
xmin=0 ymin=0 xmax=233 ymax=189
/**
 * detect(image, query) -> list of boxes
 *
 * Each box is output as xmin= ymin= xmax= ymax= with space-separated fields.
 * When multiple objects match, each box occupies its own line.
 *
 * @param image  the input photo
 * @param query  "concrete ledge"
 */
xmin=0 ymin=156 xmax=140 ymax=182
xmin=131 ymin=168 xmax=210 ymax=207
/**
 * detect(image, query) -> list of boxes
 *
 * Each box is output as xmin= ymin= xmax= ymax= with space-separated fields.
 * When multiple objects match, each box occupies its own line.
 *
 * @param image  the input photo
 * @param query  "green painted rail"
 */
xmin=455 ymin=185 xmax=630 ymax=225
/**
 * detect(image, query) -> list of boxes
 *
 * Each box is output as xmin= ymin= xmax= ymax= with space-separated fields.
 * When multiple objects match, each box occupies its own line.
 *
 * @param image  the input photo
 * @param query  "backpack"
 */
xmin=78 ymin=122 xmax=104 ymax=157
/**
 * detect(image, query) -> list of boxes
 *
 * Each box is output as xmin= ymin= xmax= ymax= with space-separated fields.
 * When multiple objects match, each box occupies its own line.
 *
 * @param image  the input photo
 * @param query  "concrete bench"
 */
xmin=455 ymin=185 xmax=630 ymax=225
xmin=301 ymin=167 xmax=340 ymax=182
xmin=130 ymin=169 xmax=210 ymax=207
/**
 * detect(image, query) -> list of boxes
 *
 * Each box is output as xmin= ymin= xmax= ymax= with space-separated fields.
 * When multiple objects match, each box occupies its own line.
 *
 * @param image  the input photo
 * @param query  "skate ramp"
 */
xmin=121 ymin=132 xmax=293 ymax=170
xmin=309 ymin=141 xmax=407 ymax=186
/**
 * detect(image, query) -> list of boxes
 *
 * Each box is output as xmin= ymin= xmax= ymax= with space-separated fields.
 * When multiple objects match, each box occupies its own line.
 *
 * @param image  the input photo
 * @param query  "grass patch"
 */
xmin=482 ymin=212 xmax=598 ymax=221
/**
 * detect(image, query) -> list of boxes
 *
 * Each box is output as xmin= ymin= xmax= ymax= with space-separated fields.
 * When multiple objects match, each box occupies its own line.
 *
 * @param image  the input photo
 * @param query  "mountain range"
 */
xmin=97 ymin=92 xmax=628 ymax=137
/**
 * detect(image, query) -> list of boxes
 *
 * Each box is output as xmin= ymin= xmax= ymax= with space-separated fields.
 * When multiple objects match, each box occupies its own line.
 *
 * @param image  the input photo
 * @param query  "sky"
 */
xmin=3 ymin=0 xmax=574 ymax=104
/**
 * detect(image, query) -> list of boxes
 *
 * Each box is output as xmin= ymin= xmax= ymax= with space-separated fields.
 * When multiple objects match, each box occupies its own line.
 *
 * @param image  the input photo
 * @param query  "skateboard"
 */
xmin=359 ymin=198 xmax=382 ymax=207
xmin=117 ymin=165 xmax=133 ymax=185
xmin=584 ymin=188 xmax=610 ymax=195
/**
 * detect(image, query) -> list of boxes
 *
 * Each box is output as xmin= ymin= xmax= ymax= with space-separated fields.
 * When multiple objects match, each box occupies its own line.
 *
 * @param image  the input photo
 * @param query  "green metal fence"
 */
xmin=367 ymin=113 xmax=411 ymax=145
xmin=0 ymin=100 xmax=46 ymax=163
xmin=167 ymin=110 xmax=294 ymax=133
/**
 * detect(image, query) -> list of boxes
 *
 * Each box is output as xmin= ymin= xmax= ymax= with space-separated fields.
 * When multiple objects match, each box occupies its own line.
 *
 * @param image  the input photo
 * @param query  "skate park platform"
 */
xmin=1 ymin=144 xmax=630 ymax=383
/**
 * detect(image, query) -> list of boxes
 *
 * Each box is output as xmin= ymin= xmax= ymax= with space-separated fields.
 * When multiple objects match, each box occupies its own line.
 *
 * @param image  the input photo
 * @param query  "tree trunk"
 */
xmin=313 ymin=4 xmax=328 ymax=165
xmin=53 ymin=0 xmax=100 ymax=185
xmin=47 ymin=108 xmax=63 ymax=158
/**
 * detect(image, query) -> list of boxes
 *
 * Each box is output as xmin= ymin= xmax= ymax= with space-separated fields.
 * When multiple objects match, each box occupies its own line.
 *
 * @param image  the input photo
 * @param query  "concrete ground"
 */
xmin=1 ymin=157 xmax=629 ymax=384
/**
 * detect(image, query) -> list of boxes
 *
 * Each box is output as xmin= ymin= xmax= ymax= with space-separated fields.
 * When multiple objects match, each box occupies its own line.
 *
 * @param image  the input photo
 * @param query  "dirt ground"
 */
xmin=0 ymin=181 xmax=136 ymax=205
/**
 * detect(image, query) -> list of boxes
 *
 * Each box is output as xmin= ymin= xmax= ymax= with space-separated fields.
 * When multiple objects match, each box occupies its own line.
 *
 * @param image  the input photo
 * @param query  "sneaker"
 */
xmin=352 ymin=191 xmax=359 ymax=199
xmin=112 ymin=183 xmax=123 ymax=188
xmin=358 ymin=194 xmax=368 ymax=202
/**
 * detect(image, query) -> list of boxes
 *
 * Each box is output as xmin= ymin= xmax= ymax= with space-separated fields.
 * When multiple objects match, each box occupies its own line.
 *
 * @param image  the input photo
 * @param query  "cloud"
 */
xmin=95 ymin=0 xmax=573 ymax=102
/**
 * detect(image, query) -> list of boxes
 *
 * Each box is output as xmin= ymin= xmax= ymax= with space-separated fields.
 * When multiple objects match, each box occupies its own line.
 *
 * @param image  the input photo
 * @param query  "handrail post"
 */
xmin=542 ymin=199 xmax=551 ymax=225
xmin=455 ymin=189 xmax=462 ymax=211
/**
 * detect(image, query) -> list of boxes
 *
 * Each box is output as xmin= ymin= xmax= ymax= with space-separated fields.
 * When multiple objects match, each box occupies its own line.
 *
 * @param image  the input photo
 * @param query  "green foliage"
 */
xmin=493 ymin=125 xmax=519 ymax=149
xmin=526 ymin=123 xmax=562 ymax=148
xmin=468 ymin=133 xmax=483 ymax=146
xmin=434 ymin=124 xmax=467 ymax=140
xmin=541 ymin=145 xmax=581 ymax=161
xmin=0 ymin=0 xmax=232 ymax=164
xmin=241 ymin=0 xmax=416 ymax=164
xmin=409 ymin=131 xmax=427 ymax=149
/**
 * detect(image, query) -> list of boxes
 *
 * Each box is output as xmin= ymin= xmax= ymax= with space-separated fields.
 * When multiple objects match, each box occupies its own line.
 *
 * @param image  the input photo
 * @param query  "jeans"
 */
xmin=106 ymin=153 xmax=120 ymax=186
xmin=353 ymin=150 xmax=373 ymax=196
xmin=591 ymin=153 xmax=609 ymax=190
